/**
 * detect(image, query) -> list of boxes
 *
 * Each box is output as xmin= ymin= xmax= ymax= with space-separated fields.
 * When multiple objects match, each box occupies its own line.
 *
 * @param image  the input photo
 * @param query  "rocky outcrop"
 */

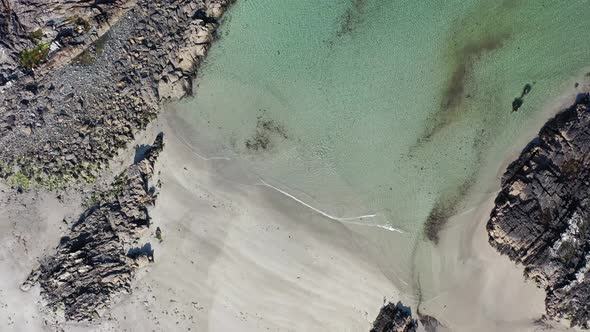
xmin=371 ymin=302 xmax=417 ymax=332
xmin=21 ymin=133 xmax=163 ymax=321
xmin=488 ymin=94 xmax=590 ymax=328
xmin=418 ymin=313 xmax=444 ymax=332
xmin=0 ymin=0 xmax=229 ymax=188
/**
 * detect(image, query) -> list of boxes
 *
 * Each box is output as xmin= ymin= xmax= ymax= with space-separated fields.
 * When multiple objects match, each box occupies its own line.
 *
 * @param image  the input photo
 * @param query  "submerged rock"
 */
xmin=511 ymin=83 xmax=533 ymax=112
xmin=511 ymin=97 xmax=524 ymax=112
xmin=488 ymin=93 xmax=590 ymax=328
xmin=370 ymin=302 xmax=418 ymax=332
xmin=21 ymin=133 xmax=164 ymax=321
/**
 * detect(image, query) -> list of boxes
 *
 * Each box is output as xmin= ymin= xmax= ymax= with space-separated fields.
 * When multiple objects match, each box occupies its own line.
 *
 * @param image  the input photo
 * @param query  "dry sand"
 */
xmin=0 ymin=185 xmax=84 ymax=331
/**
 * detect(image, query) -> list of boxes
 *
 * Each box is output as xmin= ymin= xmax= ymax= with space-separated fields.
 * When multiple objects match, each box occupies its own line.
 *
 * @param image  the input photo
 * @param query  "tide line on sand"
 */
xmin=258 ymin=179 xmax=404 ymax=233
xmin=175 ymin=131 xmax=404 ymax=233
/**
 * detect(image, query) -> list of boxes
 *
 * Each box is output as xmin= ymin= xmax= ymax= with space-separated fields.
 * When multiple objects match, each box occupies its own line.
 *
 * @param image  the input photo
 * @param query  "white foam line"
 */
xmin=258 ymin=179 xmax=404 ymax=233
xmin=173 ymin=131 xmax=404 ymax=233
xmin=339 ymin=220 xmax=405 ymax=234
xmin=177 ymin=134 xmax=232 ymax=161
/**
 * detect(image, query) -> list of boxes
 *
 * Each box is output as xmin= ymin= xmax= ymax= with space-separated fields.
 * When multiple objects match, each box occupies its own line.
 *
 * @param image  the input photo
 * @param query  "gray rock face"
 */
xmin=21 ymin=133 xmax=163 ymax=321
xmin=488 ymin=94 xmax=590 ymax=328
xmin=370 ymin=302 xmax=417 ymax=332
xmin=0 ymin=0 xmax=229 ymax=187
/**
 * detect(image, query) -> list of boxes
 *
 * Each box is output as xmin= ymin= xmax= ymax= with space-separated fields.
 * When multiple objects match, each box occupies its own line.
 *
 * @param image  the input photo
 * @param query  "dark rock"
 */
xmin=522 ymin=83 xmax=532 ymax=96
xmin=488 ymin=93 xmax=590 ymax=328
xmin=21 ymin=133 xmax=164 ymax=321
xmin=418 ymin=313 xmax=444 ymax=332
xmin=370 ymin=302 xmax=417 ymax=332
xmin=512 ymin=97 xmax=524 ymax=112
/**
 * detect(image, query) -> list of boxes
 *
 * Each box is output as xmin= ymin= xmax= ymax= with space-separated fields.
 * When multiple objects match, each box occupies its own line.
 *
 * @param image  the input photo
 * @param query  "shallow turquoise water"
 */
xmin=171 ymin=0 xmax=590 ymax=263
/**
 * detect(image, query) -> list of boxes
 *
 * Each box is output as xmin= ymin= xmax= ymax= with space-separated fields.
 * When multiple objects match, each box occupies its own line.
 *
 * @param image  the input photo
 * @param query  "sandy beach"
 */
xmin=0 ymin=115 xmax=405 ymax=331
xmin=105 ymin=116 xmax=405 ymax=331
xmin=1 ymin=82 xmax=588 ymax=331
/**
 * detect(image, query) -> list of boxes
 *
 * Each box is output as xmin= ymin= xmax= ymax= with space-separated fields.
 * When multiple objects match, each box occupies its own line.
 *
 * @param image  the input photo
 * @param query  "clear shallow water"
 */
xmin=170 ymin=0 xmax=590 ymax=288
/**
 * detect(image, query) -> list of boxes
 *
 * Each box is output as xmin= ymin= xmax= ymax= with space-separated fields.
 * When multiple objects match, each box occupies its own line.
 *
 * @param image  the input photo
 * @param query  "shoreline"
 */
xmin=154 ymin=69 xmax=590 ymax=331
xmin=0 ymin=0 xmax=589 ymax=330
xmin=485 ymin=88 xmax=590 ymax=326
xmin=154 ymin=79 xmax=586 ymax=331
xmin=414 ymin=76 xmax=590 ymax=330
xmin=166 ymin=104 xmax=406 ymax=233
xmin=104 ymin=115 xmax=406 ymax=331
xmin=0 ymin=0 xmax=231 ymax=189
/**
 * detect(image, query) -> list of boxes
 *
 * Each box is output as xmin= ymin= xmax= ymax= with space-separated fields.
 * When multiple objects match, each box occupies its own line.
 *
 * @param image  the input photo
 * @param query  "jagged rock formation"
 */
xmin=370 ymin=302 xmax=417 ymax=332
xmin=21 ymin=133 xmax=164 ymax=321
xmin=488 ymin=94 xmax=590 ymax=328
xmin=418 ymin=313 xmax=444 ymax=332
xmin=0 ymin=0 xmax=229 ymax=187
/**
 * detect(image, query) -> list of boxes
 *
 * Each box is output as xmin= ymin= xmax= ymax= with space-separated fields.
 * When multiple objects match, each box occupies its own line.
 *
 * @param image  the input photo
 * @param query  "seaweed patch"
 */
xmin=422 ymin=128 xmax=488 ymax=243
xmin=416 ymin=32 xmax=510 ymax=148
xmin=442 ymin=35 xmax=510 ymax=112
xmin=326 ymin=0 xmax=371 ymax=47
xmin=336 ymin=0 xmax=368 ymax=38
xmin=412 ymin=0 xmax=524 ymax=150
xmin=244 ymin=113 xmax=288 ymax=152
xmin=423 ymin=171 xmax=476 ymax=243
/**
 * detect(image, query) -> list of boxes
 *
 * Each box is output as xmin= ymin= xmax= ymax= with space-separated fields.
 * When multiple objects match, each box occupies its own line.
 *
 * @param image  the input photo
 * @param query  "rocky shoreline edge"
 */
xmin=21 ymin=133 xmax=164 ymax=321
xmin=0 ymin=0 xmax=230 ymax=189
xmin=5 ymin=0 xmax=590 ymax=329
xmin=488 ymin=93 xmax=590 ymax=329
xmin=1 ymin=0 xmax=230 ymax=323
xmin=370 ymin=301 xmax=443 ymax=332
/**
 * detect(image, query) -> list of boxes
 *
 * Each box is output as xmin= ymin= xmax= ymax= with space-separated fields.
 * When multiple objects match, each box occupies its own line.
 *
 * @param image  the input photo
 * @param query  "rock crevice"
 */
xmin=21 ymin=133 xmax=163 ymax=321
